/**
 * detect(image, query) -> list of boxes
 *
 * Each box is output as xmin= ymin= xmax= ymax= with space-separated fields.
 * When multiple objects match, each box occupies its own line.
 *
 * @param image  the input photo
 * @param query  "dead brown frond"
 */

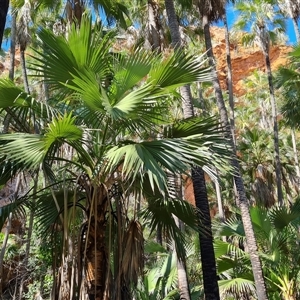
xmin=121 ymin=220 xmax=144 ymax=286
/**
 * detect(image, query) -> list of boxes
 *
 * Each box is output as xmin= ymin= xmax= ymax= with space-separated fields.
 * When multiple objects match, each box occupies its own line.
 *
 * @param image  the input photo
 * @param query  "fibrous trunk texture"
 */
xmin=202 ymin=14 xmax=268 ymax=300
xmin=192 ymin=167 xmax=220 ymax=300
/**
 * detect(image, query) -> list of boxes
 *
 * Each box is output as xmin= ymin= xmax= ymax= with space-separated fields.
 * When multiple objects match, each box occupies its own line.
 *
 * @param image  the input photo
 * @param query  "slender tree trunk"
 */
xmin=164 ymin=1 xmax=221 ymax=299
xmin=20 ymin=50 xmax=30 ymax=94
xmin=174 ymin=216 xmax=191 ymax=300
xmin=290 ymin=11 xmax=300 ymax=179
xmin=223 ymin=14 xmax=235 ymax=145
xmin=223 ymin=12 xmax=239 ymax=206
xmin=285 ymin=0 xmax=300 ymax=42
xmin=292 ymin=17 xmax=300 ymax=43
xmin=263 ymin=49 xmax=283 ymax=205
xmin=0 ymin=0 xmax=9 ymax=48
xmin=0 ymin=212 xmax=12 ymax=298
xmin=9 ymin=8 xmax=16 ymax=81
xmin=202 ymin=14 xmax=268 ymax=300
xmin=18 ymin=173 xmax=38 ymax=300
xmin=291 ymin=129 xmax=300 ymax=177
xmin=192 ymin=167 xmax=220 ymax=300
xmin=3 ymin=8 xmax=16 ymax=133
xmin=147 ymin=1 xmax=165 ymax=248
xmin=215 ymin=176 xmax=225 ymax=222
xmin=147 ymin=0 xmax=162 ymax=51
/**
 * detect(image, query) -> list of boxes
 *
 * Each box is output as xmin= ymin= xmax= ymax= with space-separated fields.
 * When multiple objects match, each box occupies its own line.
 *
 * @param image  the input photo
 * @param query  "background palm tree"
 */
xmin=233 ymin=0 xmax=286 ymax=205
xmin=197 ymin=0 xmax=269 ymax=298
xmin=164 ymin=0 xmax=221 ymax=298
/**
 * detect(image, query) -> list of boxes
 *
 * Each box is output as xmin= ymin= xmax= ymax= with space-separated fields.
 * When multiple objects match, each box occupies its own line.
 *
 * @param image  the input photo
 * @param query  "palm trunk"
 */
xmin=292 ymin=17 xmax=300 ymax=43
xmin=174 ymin=216 xmax=191 ymax=300
xmin=84 ymin=185 xmax=109 ymax=300
xmin=147 ymin=0 xmax=162 ymax=51
xmin=19 ymin=173 xmax=38 ymax=300
xmin=291 ymin=129 xmax=300 ymax=177
xmin=164 ymin=1 xmax=220 ymax=299
xmin=20 ymin=49 xmax=30 ymax=94
xmin=9 ymin=9 xmax=16 ymax=81
xmin=147 ymin=0 xmax=165 ymax=248
xmin=290 ymin=10 xmax=300 ymax=180
xmin=202 ymin=14 xmax=268 ymax=300
xmin=285 ymin=0 xmax=300 ymax=42
xmin=192 ymin=167 xmax=220 ymax=300
xmin=215 ymin=176 xmax=225 ymax=222
xmin=223 ymin=13 xmax=235 ymax=145
xmin=0 ymin=0 xmax=9 ymax=48
xmin=263 ymin=47 xmax=283 ymax=206
xmin=0 ymin=212 xmax=12 ymax=297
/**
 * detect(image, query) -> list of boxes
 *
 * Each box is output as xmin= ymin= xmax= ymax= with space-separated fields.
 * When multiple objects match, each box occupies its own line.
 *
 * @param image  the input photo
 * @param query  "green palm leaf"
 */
xmin=0 ymin=114 xmax=87 ymax=170
xmin=148 ymin=51 xmax=212 ymax=90
xmin=30 ymin=15 xmax=113 ymax=93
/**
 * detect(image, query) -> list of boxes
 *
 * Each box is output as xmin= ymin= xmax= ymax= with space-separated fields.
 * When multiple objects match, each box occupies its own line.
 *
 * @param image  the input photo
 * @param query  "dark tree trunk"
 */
xmin=202 ymin=14 xmax=269 ymax=300
xmin=165 ymin=1 xmax=220 ymax=299
xmin=0 ymin=0 xmax=9 ymax=48
xmin=192 ymin=167 xmax=220 ymax=300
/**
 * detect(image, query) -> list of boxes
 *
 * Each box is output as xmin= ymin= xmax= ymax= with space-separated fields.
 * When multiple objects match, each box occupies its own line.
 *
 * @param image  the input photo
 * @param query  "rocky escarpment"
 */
xmin=211 ymin=26 xmax=292 ymax=96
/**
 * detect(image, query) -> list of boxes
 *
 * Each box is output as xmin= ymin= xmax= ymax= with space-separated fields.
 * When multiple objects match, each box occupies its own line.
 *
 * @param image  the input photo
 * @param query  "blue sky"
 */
xmin=221 ymin=2 xmax=297 ymax=45
xmin=1 ymin=3 xmax=298 ymax=51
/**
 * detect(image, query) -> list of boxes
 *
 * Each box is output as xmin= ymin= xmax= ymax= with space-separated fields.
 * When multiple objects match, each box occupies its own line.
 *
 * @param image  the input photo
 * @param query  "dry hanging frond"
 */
xmin=121 ymin=220 xmax=144 ymax=286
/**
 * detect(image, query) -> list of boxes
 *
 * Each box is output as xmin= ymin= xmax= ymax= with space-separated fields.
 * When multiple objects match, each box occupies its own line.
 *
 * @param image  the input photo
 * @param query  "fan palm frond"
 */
xmin=219 ymin=277 xmax=256 ymax=299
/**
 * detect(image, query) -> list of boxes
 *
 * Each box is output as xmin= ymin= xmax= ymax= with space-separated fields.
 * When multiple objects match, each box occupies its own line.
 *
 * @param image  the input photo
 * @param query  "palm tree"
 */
xmin=164 ymin=0 xmax=221 ymax=298
xmin=275 ymin=45 xmax=300 ymax=180
xmin=278 ymin=0 xmax=300 ymax=42
xmin=0 ymin=15 xmax=230 ymax=299
xmin=197 ymin=1 xmax=269 ymax=299
xmin=233 ymin=0 xmax=285 ymax=205
xmin=0 ymin=0 xmax=9 ymax=48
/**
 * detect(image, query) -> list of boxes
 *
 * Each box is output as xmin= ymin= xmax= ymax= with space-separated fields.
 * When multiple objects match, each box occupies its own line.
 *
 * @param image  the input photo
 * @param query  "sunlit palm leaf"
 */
xmin=110 ymin=50 xmax=152 ymax=99
xmin=0 ymin=134 xmax=46 ymax=169
xmin=30 ymin=15 xmax=113 ymax=93
xmin=148 ymin=51 xmax=212 ymax=91
xmin=0 ymin=114 xmax=87 ymax=170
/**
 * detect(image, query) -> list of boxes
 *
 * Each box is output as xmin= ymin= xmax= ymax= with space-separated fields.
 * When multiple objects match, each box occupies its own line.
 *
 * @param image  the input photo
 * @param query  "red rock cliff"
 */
xmin=211 ymin=27 xmax=292 ymax=96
